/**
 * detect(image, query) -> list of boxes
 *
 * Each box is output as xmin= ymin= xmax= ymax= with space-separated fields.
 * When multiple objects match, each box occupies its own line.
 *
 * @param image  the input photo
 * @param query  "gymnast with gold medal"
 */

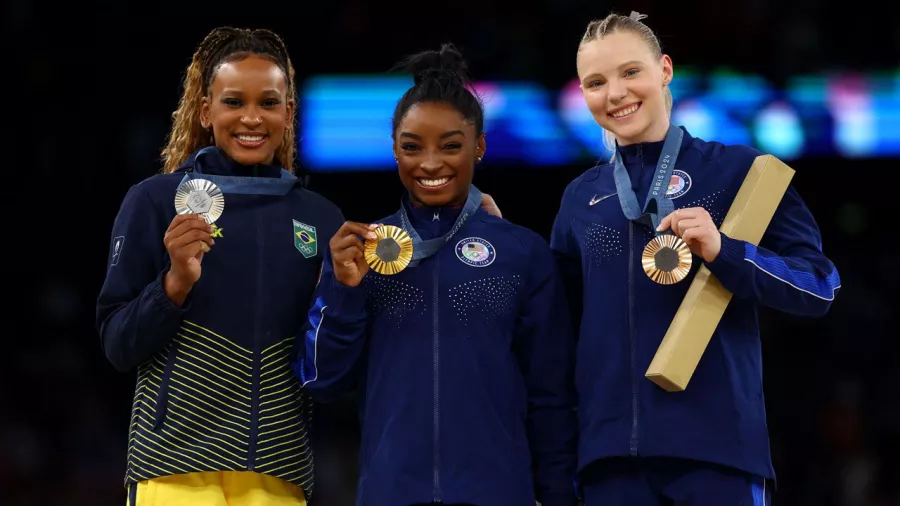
xmin=292 ymin=44 xmax=578 ymax=506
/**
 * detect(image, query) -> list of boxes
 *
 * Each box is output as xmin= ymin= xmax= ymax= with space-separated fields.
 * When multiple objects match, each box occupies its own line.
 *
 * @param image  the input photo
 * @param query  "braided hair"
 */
xmin=161 ymin=27 xmax=297 ymax=173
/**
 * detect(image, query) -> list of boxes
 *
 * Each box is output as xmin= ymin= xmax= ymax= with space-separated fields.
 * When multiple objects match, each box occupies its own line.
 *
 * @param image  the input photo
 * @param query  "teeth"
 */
xmin=237 ymin=135 xmax=265 ymax=142
xmin=611 ymin=103 xmax=640 ymax=118
xmin=418 ymin=177 xmax=450 ymax=187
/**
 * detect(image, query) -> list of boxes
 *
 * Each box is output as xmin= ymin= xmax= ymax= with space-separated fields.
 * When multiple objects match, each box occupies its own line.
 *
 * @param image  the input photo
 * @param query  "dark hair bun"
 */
xmin=402 ymin=43 xmax=470 ymax=86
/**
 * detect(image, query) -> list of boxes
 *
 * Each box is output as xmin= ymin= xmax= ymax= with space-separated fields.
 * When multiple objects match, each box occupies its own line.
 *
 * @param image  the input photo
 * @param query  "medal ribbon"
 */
xmin=398 ymin=185 xmax=483 ymax=268
xmin=612 ymin=124 xmax=684 ymax=233
xmin=179 ymin=146 xmax=298 ymax=196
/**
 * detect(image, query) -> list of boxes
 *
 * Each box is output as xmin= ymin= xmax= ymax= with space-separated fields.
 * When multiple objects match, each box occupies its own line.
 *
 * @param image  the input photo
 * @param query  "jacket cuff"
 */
xmin=328 ymin=274 xmax=368 ymax=312
xmin=704 ymin=232 xmax=745 ymax=275
xmin=150 ymin=269 xmax=192 ymax=314
xmin=540 ymin=492 xmax=578 ymax=506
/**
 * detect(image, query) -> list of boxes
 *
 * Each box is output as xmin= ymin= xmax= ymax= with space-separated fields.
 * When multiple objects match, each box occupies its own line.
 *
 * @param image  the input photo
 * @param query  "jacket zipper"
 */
xmin=152 ymin=343 xmax=178 ymax=430
xmin=432 ymin=256 xmax=442 ymax=502
xmin=248 ymin=207 xmax=263 ymax=469
xmin=629 ymin=145 xmax=644 ymax=456
xmin=629 ymin=220 xmax=639 ymax=456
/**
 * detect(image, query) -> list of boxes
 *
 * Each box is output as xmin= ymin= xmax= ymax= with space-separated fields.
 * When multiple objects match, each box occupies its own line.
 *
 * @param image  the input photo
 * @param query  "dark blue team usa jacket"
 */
xmin=551 ymin=126 xmax=841 ymax=482
xmin=96 ymin=147 xmax=343 ymax=495
xmin=293 ymin=200 xmax=579 ymax=506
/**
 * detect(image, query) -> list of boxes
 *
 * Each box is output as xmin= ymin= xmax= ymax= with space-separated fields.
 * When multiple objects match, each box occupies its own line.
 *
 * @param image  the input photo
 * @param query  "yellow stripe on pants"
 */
xmin=129 ymin=471 xmax=307 ymax=506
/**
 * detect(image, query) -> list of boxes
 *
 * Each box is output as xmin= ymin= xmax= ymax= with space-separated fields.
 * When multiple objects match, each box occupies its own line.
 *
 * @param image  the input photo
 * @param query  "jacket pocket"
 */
xmin=152 ymin=343 xmax=178 ymax=430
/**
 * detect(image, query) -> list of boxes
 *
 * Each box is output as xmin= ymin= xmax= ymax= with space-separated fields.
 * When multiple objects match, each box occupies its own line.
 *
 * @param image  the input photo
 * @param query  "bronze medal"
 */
xmin=642 ymin=234 xmax=692 ymax=285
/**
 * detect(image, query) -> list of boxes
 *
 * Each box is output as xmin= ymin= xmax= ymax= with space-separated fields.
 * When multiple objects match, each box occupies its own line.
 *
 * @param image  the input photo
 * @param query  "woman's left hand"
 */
xmin=657 ymin=207 xmax=721 ymax=262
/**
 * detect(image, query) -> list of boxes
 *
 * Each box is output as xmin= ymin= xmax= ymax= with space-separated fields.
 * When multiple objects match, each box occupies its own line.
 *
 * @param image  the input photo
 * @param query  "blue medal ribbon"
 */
xmin=178 ymin=146 xmax=298 ymax=196
xmin=398 ymin=185 xmax=483 ymax=267
xmin=612 ymin=124 xmax=684 ymax=232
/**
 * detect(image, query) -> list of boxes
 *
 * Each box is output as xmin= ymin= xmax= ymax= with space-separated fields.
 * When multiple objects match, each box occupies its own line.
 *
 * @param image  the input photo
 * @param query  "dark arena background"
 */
xmin=11 ymin=0 xmax=898 ymax=504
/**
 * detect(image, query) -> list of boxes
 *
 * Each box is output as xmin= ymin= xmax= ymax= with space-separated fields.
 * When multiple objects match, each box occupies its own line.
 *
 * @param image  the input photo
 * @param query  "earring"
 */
xmin=476 ymin=156 xmax=483 ymax=162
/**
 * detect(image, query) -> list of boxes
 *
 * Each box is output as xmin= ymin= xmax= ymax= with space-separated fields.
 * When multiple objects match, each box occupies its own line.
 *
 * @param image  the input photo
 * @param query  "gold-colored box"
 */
xmin=645 ymin=154 xmax=795 ymax=392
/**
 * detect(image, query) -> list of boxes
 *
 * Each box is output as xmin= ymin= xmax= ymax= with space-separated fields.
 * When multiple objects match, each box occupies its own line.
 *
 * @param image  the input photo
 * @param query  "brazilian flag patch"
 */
xmin=293 ymin=220 xmax=318 ymax=259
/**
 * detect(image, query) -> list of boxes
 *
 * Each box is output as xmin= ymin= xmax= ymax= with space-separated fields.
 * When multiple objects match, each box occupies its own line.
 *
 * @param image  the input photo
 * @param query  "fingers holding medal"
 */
xmin=168 ymin=177 xmax=225 ymax=288
xmin=330 ymin=222 xmax=378 ymax=287
xmin=656 ymin=207 xmax=722 ymax=263
xmin=164 ymin=214 xmax=216 ymax=287
xmin=642 ymin=206 xmax=718 ymax=285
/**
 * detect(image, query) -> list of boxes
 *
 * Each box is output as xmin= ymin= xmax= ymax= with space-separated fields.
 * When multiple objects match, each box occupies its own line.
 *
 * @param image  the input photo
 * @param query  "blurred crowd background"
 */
xmin=7 ymin=0 xmax=898 ymax=504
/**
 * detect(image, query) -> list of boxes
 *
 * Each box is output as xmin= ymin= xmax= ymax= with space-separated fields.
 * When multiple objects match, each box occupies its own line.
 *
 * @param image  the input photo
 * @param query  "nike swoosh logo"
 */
xmin=589 ymin=193 xmax=616 ymax=206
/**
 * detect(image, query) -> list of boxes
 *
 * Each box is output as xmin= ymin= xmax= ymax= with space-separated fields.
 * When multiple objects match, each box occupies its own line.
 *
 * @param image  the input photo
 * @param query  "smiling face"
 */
xmin=577 ymin=30 xmax=673 ymax=146
xmin=393 ymin=101 xmax=486 ymax=207
xmin=199 ymin=54 xmax=294 ymax=166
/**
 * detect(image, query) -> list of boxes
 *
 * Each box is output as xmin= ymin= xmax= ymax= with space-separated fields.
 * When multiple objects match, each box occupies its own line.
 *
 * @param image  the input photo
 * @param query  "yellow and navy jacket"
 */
xmin=293 ymin=197 xmax=579 ymax=506
xmin=551 ymin=126 xmax=841 ymax=483
xmin=96 ymin=147 xmax=344 ymax=495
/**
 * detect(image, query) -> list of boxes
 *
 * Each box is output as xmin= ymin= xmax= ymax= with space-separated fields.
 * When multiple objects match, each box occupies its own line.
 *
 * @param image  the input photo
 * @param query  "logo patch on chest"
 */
xmin=666 ymin=170 xmax=691 ymax=199
xmin=589 ymin=193 xmax=616 ymax=206
xmin=293 ymin=220 xmax=318 ymax=259
xmin=455 ymin=237 xmax=496 ymax=267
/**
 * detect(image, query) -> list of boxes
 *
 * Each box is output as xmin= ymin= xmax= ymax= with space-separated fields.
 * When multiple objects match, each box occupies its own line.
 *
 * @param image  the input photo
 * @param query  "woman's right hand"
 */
xmin=163 ymin=214 xmax=215 ymax=305
xmin=330 ymin=221 xmax=378 ymax=287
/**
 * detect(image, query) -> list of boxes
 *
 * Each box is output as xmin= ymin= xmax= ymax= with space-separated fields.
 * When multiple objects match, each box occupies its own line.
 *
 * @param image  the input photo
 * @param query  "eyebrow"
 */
xmin=618 ymin=60 xmax=644 ymax=68
xmin=220 ymin=88 xmax=283 ymax=96
xmin=582 ymin=60 xmax=646 ymax=80
xmin=399 ymin=130 xmax=466 ymax=140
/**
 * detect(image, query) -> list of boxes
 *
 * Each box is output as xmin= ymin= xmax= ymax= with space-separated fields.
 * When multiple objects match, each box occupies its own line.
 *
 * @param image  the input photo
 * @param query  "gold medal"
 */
xmin=175 ymin=178 xmax=225 ymax=224
xmin=365 ymin=225 xmax=414 ymax=275
xmin=642 ymin=234 xmax=692 ymax=285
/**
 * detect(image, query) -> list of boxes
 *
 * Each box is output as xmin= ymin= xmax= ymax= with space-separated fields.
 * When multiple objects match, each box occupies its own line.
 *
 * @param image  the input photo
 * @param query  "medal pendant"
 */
xmin=175 ymin=178 xmax=225 ymax=225
xmin=642 ymin=234 xmax=692 ymax=285
xmin=365 ymin=225 xmax=414 ymax=275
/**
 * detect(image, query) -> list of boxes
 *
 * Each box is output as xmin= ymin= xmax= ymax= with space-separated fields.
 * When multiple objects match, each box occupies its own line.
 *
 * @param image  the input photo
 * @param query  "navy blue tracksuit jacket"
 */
xmin=96 ymin=147 xmax=343 ymax=495
xmin=550 ymin=126 xmax=841 ymax=483
xmin=293 ymin=198 xmax=578 ymax=506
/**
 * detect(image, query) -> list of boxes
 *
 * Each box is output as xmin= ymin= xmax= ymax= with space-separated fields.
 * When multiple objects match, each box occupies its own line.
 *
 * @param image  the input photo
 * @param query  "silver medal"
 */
xmin=174 ymin=178 xmax=225 ymax=224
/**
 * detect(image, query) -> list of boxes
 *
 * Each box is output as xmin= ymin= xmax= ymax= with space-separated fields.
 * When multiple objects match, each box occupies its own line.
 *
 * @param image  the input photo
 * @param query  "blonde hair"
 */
xmin=579 ymin=11 xmax=673 ymax=154
xmin=160 ymin=27 xmax=297 ymax=173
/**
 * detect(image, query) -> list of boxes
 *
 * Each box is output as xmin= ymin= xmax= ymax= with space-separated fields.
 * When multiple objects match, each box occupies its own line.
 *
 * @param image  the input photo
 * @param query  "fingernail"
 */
xmin=368 ymin=223 xmax=379 ymax=230
xmin=367 ymin=232 xmax=378 ymax=240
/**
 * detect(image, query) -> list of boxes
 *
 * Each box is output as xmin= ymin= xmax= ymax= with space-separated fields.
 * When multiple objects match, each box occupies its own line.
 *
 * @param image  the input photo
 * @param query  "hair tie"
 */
xmin=629 ymin=11 xmax=648 ymax=21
